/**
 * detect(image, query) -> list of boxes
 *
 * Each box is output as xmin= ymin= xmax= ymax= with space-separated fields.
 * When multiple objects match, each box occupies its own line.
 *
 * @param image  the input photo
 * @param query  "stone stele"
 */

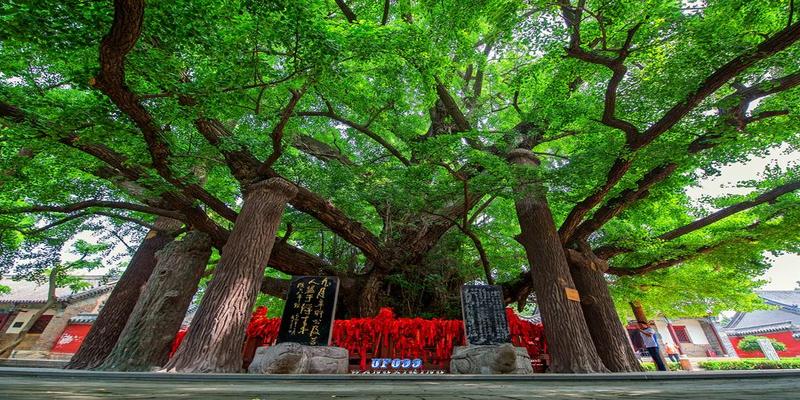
xmin=247 ymin=342 xmax=349 ymax=374
xmin=450 ymin=343 xmax=533 ymax=374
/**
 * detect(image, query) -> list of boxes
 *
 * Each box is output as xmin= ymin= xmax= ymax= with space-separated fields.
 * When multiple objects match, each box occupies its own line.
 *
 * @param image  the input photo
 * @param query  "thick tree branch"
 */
xmin=93 ymin=0 xmax=169 ymax=180
xmin=1 ymin=100 xmax=234 ymax=249
xmin=194 ymin=118 xmax=262 ymax=185
xmin=560 ymin=2 xmax=641 ymax=140
xmin=745 ymin=109 xmax=790 ymax=124
xmin=298 ymin=106 xmax=411 ymax=166
xmin=254 ymin=172 xmax=381 ymax=264
xmin=397 ymin=190 xmax=484 ymax=266
xmin=293 ymin=134 xmax=357 ymax=166
xmin=559 ymin=157 xmax=633 ymax=242
xmin=260 ymin=87 xmax=308 ymax=173
xmin=381 ymin=0 xmax=390 ymax=25
xmin=334 ymin=0 xmax=357 ymax=23
xmin=637 ymin=21 xmax=800 ymax=148
xmin=468 ymin=195 xmax=496 ymax=225
xmin=4 ymin=211 xmax=159 ymax=235
xmin=658 ymin=180 xmax=800 ymax=241
xmin=64 ymin=136 xmax=233 ymax=243
xmin=259 ymin=276 xmax=291 ymax=298
xmin=93 ymin=0 xmax=237 ymax=223
xmin=607 ymin=241 xmax=728 ymax=276
xmin=434 ymin=80 xmax=471 ymax=132
xmin=572 ymin=71 xmax=800 ymax=245
xmin=570 ymin=163 xmax=678 ymax=242
xmin=194 ymin=116 xmax=384 ymax=260
xmin=1 ymin=200 xmax=184 ymax=220
xmin=592 ymin=244 xmax=630 ymax=259
xmin=268 ymin=240 xmax=333 ymax=275
xmin=558 ymin=18 xmax=800 ymax=243
xmin=421 ymin=210 xmax=494 ymax=285
xmin=0 ymin=101 xmax=26 ymax=123
xmin=608 ymin=217 xmax=768 ymax=276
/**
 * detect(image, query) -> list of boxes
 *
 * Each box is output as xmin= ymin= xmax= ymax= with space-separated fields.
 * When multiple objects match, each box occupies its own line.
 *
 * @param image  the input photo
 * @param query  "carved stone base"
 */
xmin=247 ymin=342 xmax=349 ymax=374
xmin=450 ymin=343 xmax=533 ymax=374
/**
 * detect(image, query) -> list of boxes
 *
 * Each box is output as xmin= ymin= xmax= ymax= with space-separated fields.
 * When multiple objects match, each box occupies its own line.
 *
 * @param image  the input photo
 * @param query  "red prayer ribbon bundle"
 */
xmin=505 ymin=308 xmax=546 ymax=359
xmin=172 ymin=306 xmax=546 ymax=371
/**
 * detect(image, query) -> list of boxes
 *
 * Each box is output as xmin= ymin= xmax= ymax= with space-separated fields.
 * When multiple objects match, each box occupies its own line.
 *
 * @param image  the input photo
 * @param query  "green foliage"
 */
xmin=737 ymin=336 xmax=788 ymax=353
xmin=2 ymin=235 xmax=111 ymax=295
xmin=640 ymin=361 xmax=682 ymax=371
xmin=0 ymin=0 xmax=798 ymax=317
xmin=699 ymin=358 xmax=800 ymax=370
xmin=253 ymin=294 xmax=286 ymax=318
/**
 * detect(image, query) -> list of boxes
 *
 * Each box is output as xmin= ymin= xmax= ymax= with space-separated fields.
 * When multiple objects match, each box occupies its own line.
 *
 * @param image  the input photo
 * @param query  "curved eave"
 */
xmin=725 ymin=321 xmax=796 ymax=337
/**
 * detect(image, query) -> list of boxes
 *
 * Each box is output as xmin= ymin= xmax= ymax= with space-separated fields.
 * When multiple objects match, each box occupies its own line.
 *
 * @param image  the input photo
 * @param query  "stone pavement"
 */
xmin=0 ymin=367 xmax=798 ymax=399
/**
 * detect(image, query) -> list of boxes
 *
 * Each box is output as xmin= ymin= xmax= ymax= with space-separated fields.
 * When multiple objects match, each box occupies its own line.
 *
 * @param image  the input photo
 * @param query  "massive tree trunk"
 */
xmin=163 ymin=178 xmax=297 ymax=373
xmin=567 ymin=254 xmax=643 ymax=372
xmin=507 ymin=149 xmax=607 ymax=373
xmin=97 ymin=231 xmax=212 ymax=371
xmin=65 ymin=217 xmax=182 ymax=369
xmin=358 ymin=271 xmax=385 ymax=317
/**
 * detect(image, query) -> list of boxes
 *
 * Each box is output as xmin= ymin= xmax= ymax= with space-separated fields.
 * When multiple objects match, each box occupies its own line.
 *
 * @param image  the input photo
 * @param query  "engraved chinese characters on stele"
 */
xmin=277 ymin=276 xmax=340 ymax=346
xmin=460 ymin=285 xmax=511 ymax=345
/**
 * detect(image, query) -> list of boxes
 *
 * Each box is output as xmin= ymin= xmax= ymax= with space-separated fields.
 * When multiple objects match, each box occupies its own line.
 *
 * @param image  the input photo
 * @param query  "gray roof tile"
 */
xmin=0 ymin=276 xmax=115 ymax=304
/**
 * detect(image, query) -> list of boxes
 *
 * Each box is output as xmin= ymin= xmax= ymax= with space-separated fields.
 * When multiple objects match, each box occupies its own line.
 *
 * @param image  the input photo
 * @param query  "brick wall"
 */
xmin=29 ymin=295 xmax=106 ymax=353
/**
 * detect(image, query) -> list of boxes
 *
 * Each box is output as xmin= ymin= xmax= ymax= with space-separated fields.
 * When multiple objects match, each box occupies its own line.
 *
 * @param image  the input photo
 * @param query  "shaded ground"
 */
xmin=1 ymin=367 xmax=798 ymax=399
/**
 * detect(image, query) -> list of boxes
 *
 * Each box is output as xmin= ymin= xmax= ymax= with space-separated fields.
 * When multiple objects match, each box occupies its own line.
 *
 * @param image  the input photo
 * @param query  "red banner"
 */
xmin=52 ymin=323 xmax=93 ymax=354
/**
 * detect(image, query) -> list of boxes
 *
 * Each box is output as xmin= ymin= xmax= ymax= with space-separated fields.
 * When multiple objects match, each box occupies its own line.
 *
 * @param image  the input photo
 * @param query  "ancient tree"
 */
xmin=2 ymin=0 xmax=799 ymax=372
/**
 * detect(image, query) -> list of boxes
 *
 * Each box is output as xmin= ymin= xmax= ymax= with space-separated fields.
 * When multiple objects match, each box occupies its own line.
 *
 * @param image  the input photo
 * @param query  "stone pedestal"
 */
xmin=450 ymin=343 xmax=533 ymax=374
xmin=247 ymin=342 xmax=348 ymax=374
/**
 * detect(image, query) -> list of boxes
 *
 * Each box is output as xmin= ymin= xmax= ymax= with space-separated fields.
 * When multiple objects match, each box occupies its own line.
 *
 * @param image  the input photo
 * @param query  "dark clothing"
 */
xmin=667 ymin=353 xmax=680 ymax=363
xmin=647 ymin=347 xmax=667 ymax=371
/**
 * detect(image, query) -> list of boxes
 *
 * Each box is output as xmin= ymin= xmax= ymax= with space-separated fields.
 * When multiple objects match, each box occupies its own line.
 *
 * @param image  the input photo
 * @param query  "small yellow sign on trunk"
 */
xmin=565 ymin=287 xmax=580 ymax=302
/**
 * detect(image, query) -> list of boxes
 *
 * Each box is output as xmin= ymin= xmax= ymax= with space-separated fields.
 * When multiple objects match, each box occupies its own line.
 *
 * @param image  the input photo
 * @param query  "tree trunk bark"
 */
xmin=569 ymin=264 xmax=643 ymax=372
xmin=163 ymin=178 xmax=297 ymax=373
xmin=507 ymin=149 xmax=607 ymax=373
xmin=65 ymin=217 xmax=182 ymax=369
xmin=630 ymin=300 xmax=648 ymax=323
xmin=358 ymin=271 xmax=384 ymax=317
xmin=97 ymin=231 xmax=211 ymax=371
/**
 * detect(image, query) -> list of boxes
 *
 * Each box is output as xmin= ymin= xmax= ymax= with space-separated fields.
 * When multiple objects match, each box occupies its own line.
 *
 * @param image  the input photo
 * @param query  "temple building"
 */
xmin=0 ymin=276 xmax=115 ymax=360
xmin=724 ymin=290 xmax=800 ymax=358
xmin=626 ymin=317 xmax=737 ymax=358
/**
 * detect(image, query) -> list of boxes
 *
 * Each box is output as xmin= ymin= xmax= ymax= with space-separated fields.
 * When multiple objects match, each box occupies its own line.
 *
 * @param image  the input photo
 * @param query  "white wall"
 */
xmin=680 ymin=319 xmax=709 ymax=345
xmin=654 ymin=318 xmax=709 ymax=345
xmin=4 ymin=308 xmax=57 ymax=334
xmin=653 ymin=320 xmax=672 ymax=344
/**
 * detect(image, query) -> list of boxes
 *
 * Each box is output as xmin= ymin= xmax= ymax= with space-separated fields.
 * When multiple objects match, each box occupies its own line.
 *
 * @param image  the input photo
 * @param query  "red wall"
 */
xmin=51 ymin=324 xmax=93 ymax=354
xmin=729 ymin=331 xmax=800 ymax=358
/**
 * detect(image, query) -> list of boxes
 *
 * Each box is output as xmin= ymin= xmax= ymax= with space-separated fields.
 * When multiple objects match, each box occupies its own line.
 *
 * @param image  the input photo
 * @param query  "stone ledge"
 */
xmin=1 ymin=367 xmax=799 ymax=381
xmin=0 ymin=359 xmax=69 ymax=369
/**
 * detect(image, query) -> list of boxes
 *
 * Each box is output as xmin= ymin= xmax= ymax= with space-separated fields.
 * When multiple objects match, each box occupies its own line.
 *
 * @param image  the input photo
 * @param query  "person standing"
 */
xmin=664 ymin=342 xmax=681 ymax=363
xmin=638 ymin=321 xmax=668 ymax=371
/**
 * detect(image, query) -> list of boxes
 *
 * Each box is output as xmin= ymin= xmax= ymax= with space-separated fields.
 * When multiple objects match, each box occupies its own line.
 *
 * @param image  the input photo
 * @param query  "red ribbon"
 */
xmin=172 ymin=306 xmax=546 ymax=370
